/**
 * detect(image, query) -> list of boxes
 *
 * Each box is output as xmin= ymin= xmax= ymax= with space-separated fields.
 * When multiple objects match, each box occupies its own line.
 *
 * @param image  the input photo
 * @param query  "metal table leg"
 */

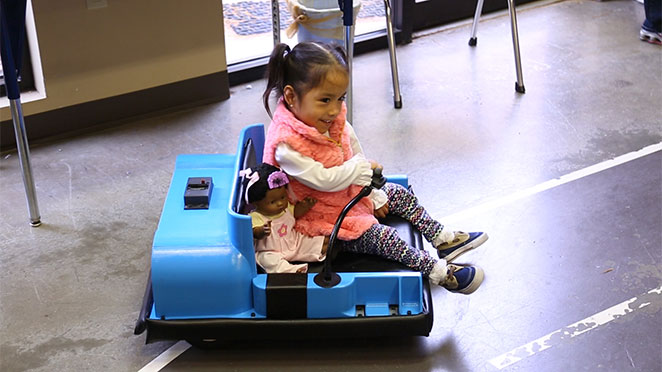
xmin=384 ymin=0 xmax=402 ymax=108
xmin=469 ymin=0 xmax=486 ymax=46
xmin=507 ymin=0 xmax=525 ymax=93
xmin=468 ymin=0 xmax=525 ymax=93
xmin=10 ymin=99 xmax=41 ymax=227
xmin=1 ymin=0 xmax=41 ymax=227
xmin=271 ymin=0 xmax=281 ymax=46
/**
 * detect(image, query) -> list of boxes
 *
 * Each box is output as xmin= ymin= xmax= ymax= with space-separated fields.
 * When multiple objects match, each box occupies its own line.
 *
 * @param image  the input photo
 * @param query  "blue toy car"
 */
xmin=134 ymin=124 xmax=434 ymax=347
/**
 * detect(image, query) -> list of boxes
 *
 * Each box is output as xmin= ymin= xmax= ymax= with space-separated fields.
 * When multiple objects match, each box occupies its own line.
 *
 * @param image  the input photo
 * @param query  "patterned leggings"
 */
xmin=338 ymin=183 xmax=444 ymax=276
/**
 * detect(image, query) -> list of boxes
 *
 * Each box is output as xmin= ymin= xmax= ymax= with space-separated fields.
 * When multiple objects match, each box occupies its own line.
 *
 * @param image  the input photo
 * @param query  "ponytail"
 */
xmin=263 ymin=43 xmax=292 ymax=117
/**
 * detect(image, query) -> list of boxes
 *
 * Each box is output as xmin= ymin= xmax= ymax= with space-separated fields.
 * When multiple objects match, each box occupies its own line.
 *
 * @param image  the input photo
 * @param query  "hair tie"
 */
xmin=239 ymin=168 xmax=260 ymax=204
xmin=267 ymin=171 xmax=289 ymax=189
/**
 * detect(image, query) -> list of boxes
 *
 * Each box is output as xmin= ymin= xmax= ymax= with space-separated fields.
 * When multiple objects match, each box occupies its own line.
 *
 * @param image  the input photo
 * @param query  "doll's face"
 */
xmin=284 ymin=68 xmax=349 ymax=134
xmin=254 ymin=186 xmax=288 ymax=216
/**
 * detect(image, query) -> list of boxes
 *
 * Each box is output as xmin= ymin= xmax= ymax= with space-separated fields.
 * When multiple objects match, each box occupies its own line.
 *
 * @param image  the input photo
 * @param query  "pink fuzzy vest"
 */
xmin=263 ymin=101 xmax=377 ymax=240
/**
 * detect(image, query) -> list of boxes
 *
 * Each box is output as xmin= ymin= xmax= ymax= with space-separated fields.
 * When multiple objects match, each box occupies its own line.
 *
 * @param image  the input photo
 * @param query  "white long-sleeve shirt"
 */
xmin=274 ymin=124 xmax=388 ymax=209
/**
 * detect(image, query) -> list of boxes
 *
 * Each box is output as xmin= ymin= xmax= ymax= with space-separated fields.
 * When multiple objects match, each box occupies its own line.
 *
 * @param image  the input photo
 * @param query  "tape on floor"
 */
xmin=489 ymin=286 xmax=662 ymax=369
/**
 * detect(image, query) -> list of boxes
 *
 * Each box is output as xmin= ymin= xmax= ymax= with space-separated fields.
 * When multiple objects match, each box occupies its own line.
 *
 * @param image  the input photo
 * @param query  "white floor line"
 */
xmin=489 ymin=286 xmax=662 ymax=370
xmin=443 ymin=142 xmax=662 ymax=224
xmin=138 ymin=341 xmax=191 ymax=372
xmin=138 ymin=142 xmax=661 ymax=371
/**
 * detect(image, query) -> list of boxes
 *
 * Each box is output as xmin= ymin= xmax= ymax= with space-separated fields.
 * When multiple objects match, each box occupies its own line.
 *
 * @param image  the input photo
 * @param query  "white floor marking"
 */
xmin=489 ymin=286 xmax=662 ymax=369
xmin=138 ymin=142 xmax=661 ymax=371
xmin=443 ymin=142 xmax=662 ymax=224
xmin=138 ymin=341 xmax=191 ymax=372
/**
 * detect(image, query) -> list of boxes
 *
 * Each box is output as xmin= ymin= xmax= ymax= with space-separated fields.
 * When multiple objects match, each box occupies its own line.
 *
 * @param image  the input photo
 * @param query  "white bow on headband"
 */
xmin=239 ymin=168 xmax=290 ymax=204
xmin=239 ymin=168 xmax=260 ymax=204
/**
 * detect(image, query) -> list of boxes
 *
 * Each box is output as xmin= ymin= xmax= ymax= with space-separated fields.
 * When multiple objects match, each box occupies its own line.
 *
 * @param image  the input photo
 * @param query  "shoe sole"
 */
xmin=457 ymin=266 xmax=484 ymax=294
xmin=640 ymin=29 xmax=662 ymax=45
xmin=442 ymin=233 xmax=489 ymax=262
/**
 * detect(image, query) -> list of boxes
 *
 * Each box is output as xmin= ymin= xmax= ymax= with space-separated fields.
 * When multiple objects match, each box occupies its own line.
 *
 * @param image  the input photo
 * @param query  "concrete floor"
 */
xmin=1 ymin=0 xmax=661 ymax=371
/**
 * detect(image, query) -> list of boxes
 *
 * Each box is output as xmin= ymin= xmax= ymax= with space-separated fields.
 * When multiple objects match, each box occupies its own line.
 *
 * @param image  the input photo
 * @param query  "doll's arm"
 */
xmin=293 ymin=198 xmax=317 ymax=218
xmin=252 ymin=221 xmax=272 ymax=239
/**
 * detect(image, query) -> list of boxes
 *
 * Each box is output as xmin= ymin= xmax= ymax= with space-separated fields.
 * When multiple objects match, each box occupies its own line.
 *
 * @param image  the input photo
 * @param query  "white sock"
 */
xmin=428 ymin=261 xmax=448 ymax=285
xmin=432 ymin=227 xmax=455 ymax=247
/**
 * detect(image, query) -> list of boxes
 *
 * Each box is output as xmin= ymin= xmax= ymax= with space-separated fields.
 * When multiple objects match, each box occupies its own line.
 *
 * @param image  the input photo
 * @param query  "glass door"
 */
xmin=222 ymin=0 xmax=295 ymax=65
xmin=222 ymin=0 xmax=390 ymax=66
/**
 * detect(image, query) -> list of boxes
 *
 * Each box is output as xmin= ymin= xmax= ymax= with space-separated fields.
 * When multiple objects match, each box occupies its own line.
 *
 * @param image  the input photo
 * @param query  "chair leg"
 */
xmin=271 ymin=0 xmax=280 ymax=46
xmin=469 ymin=0 xmax=486 ymax=46
xmin=384 ymin=0 xmax=402 ymax=108
xmin=506 ymin=0 xmax=525 ymax=93
xmin=10 ymin=99 xmax=41 ymax=227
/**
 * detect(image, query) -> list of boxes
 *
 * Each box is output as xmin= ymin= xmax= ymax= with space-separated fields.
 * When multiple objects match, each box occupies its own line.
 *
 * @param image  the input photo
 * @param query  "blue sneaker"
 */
xmin=437 ymin=231 xmax=488 ymax=262
xmin=440 ymin=264 xmax=484 ymax=294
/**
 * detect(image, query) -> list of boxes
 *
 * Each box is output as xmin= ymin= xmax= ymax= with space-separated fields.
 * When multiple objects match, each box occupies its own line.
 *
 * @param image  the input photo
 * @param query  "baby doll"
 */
xmin=240 ymin=163 xmax=329 ymax=273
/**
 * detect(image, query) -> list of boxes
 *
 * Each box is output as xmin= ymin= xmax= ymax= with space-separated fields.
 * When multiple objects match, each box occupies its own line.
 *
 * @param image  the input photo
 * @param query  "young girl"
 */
xmin=241 ymin=163 xmax=329 ymax=273
xmin=261 ymin=42 xmax=488 ymax=294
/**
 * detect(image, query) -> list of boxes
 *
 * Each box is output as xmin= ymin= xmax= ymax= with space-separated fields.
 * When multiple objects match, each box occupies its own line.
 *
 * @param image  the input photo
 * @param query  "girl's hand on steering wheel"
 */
xmin=374 ymin=204 xmax=389 ymax=219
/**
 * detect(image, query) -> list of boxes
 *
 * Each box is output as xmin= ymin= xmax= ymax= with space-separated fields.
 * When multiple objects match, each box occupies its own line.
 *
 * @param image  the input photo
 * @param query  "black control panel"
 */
xmin=184 ymin=177 xmax=213 ymax=210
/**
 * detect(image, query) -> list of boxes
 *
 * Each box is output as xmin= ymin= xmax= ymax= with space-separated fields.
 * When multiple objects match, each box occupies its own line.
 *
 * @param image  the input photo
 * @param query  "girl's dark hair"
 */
xmin=245 ymin=163 xmax=283 ymax=204
xmin=263 ymin=42 xmax=349 ymax=116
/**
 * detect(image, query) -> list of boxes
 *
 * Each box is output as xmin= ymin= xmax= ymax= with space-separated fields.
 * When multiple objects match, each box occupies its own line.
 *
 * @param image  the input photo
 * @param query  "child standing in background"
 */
xmin=261 ymin=42 xmax=488 ymax=294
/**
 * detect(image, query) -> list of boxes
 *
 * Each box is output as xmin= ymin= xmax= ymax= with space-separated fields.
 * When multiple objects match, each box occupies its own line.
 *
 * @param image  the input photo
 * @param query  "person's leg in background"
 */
xmin=641 ymin=0 xmax=662 ymax=44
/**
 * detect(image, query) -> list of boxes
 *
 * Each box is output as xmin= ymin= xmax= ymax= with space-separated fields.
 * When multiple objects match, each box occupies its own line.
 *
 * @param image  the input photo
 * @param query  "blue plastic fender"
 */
xmin=252 ymin=272 xmax=423 ymax=318
xmin=151 ymin=154 xmax=256 ymax=319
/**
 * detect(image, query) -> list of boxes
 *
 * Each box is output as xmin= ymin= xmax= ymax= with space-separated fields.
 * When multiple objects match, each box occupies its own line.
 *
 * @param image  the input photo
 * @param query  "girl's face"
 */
xmin=254 ymin=186 xmax=288 ymax=216
xmin=284 ymin=68 xmax=349 ymax=133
